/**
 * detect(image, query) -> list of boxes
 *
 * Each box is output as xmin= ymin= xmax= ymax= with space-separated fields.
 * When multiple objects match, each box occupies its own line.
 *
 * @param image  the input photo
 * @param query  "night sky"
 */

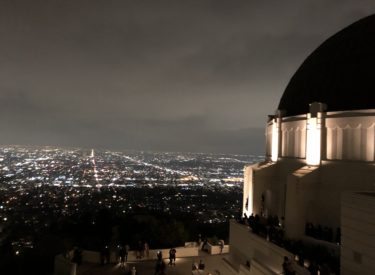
xmin=1 ymin=0 xmax=374 ymax=154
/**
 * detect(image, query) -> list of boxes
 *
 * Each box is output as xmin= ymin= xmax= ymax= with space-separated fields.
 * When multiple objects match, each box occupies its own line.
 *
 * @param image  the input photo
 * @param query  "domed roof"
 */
xmin=278 ymin=15 xmax=375 ymax=116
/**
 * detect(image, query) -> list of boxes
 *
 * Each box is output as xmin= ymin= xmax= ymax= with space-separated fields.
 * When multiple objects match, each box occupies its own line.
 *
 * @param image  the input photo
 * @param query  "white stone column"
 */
xmin=306 ymin=102 xmax=326 ymax=165
xmin=242 ymin=165 xmax=255 ymax=217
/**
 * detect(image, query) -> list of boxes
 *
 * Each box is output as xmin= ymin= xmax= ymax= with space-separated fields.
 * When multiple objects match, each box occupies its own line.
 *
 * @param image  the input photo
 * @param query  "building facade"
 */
xmin=230 ymin=14 xmax=375 ymax=275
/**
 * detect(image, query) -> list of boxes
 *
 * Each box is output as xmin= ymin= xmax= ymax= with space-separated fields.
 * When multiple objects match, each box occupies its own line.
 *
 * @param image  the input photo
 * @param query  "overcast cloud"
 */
xmin=0 ymin=0 xmax=374 ymax=154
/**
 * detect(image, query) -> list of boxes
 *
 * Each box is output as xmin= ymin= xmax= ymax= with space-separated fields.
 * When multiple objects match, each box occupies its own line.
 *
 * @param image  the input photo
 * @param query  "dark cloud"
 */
xmin=0 ymin=0 xmax=374 ymax=153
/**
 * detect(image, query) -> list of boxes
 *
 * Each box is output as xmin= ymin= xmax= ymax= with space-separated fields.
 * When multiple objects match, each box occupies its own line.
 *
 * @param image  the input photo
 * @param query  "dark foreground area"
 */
xmin=0 ymin=209 xmax=231 ymax=275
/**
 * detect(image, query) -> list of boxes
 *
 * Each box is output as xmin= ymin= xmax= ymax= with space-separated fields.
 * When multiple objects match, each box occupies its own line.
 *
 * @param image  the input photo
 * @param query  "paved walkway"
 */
xmin=77 ymin=251 xmax=232 ymax=275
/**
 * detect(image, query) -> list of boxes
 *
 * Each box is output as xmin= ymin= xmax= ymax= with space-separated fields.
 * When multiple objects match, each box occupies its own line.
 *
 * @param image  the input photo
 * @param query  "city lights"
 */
xmin=0 ymin=146 xmax=263 ymax=254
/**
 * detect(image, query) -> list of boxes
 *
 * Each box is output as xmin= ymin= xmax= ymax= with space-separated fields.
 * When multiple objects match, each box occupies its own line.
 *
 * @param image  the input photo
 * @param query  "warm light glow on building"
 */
xmin=271 ymin=119 xmax=279 ymax=162
xmin=243 ymin=165 xmax=254 ymax=217
xmin=306 ymin=115 xmax=321 ymax=165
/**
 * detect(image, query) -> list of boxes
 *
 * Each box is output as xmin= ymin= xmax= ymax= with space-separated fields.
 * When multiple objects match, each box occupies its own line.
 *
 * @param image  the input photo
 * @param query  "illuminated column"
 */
xmin=271 ymin=111 xmax=282 ymax=162
xmin=306 ymin=102 xmax=326 ymax=165
xmin=271 ymin=119 xmax=279 ymax=162
xmin=242 ymin=165 xmax=254 ymax=216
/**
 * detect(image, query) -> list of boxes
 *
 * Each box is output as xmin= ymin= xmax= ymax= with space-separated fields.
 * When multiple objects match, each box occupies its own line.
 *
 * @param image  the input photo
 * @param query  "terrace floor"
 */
xmin=77 ymin=251 xmax=232 ymax=275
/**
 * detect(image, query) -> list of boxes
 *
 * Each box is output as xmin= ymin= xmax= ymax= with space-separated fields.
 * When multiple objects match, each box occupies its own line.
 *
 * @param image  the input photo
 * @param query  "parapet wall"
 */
xmin=229 ymin=220 xmax=309 ymax=275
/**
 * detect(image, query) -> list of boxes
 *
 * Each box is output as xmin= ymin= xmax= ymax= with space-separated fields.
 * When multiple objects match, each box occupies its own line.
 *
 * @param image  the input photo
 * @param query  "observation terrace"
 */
xmin=54 ymin=242 xmax=231 ymax=275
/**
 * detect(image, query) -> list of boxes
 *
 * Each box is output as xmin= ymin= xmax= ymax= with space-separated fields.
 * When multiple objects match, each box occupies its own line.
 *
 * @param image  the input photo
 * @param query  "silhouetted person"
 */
xmin=335 ymin=227 xmax=341 ymax=244
xmin=104 ymin=245 xmax=110 ymax=264
xmin=169 ymin=248 xmax=176 ymax=266
xmin=72 ymin=247 xmax=82 ymax=266
xmin=119 ymin=246 xmax=126 ymax=267
xmin=125 ymin=244 xmax=130 ymax=262
xmin=252 ymin=214 xmax=260 ymax=234
xmin=280 ymin=216 xmax=285 ymax=229
xmin=282 ymin=256 xmax=295 ymax=275
xmin=274 ymin=215 xmax=280 ymax=227
xmin=137 ymin=241 xmax=143 ymax=259
xmin=248 ymin=213 xmax=255 ymax=228
xmin=157 ymin=250 xmax=162 ymax=261
xmin=243 ymin=212 xmax=248 ymax=224
xmin=144 ymin=242 xmax=149 ymax=258
xmin=308 ymin=260 xmax=319 ymax=275
xmin=219 ymin=240 xmax=224 ymax=253
xmin=155 ymin=260 xmax=161 ymax=274
xmin=100 ymin=247 xmax=105 ymax=265
xmin=297 ymin=252 xmax=304 ymax=267
xmin=198 ymin=259 xmax=205 ymax=270
xmin=160 ymin=260 xmax=166 ymax=275
xmin=155 ymin=258 xmax=166 ymax=275
xmin=201 ymin=238 xmax=208 ymax=252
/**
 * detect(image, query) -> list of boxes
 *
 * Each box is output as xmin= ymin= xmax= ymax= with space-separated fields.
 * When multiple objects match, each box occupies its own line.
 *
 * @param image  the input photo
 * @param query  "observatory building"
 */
xmin=229 ymin=15 xmax=375 ymax=275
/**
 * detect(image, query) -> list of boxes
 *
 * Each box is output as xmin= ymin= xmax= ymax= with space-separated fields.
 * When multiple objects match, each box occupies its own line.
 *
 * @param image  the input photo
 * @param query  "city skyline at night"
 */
xmin=1 ymin=1 xmax=375 ymax=275
xmin=0 ymin=145 xmax=259 ymax=274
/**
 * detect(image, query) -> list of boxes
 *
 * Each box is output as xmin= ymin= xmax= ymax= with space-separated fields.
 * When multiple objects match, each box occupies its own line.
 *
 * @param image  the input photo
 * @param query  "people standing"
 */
xmin=282 ymin=256 xmax=295 ymax=275
xmin=137 ymin=241 xmax=143 ymax=259
xmin=157 ymin=250 xmax=162 ymax=261
xmin=104 ymin=246 xmax=110 ymax=264
xmin=169 ymin=248 xmax=176 ymax=266
xmin=201 ymin=238 xmax=208 ymax=252
xmin=219 ymin=240 xmax=224 ymax=253
xmin=124 ymin=244 xmax=130 ymax=262
xmin=155 ymin=260 xmax=166 ymax=275
xmin=100 ymin=246 xmax=105 ymax=265
xmin=72 ymin=247 xmax=82 ymax=266
xmin=144 ymin=242 xmax=149 ymax=258
xmin=119 ymin=246 xmax=126 ymax=267
xmin=198 ymin=259 xmax=205 ymax=270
